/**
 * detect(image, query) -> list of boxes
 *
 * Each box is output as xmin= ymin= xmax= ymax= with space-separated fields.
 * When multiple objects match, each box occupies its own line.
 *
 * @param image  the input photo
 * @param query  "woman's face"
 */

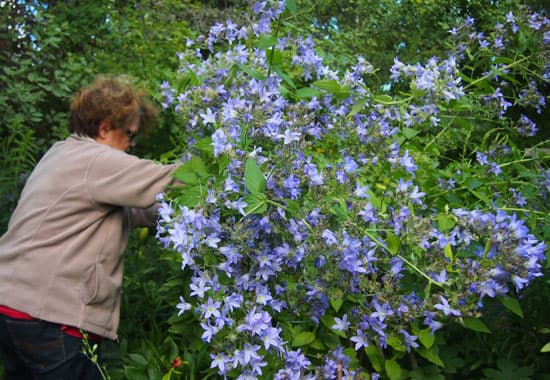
xmin=97 ymin=119 xmax=139 ymax=152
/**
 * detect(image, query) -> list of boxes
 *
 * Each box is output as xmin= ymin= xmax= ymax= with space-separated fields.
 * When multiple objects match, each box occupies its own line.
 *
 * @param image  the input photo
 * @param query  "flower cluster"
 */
xmin=156 ymin=2 xmax=548 ymax=378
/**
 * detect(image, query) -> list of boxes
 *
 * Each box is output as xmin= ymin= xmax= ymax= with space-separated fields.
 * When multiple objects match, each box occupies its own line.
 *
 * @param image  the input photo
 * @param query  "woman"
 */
xmin=0 ymin=75 xmax=180 ymax=379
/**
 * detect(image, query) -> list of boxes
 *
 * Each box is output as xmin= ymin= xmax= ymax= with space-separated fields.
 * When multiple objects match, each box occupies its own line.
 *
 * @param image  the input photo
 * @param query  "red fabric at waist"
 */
xmin=0 ymin=305 xmax=34 ymax=320
xmin=0 ymin=305 xmax=102 ymax=341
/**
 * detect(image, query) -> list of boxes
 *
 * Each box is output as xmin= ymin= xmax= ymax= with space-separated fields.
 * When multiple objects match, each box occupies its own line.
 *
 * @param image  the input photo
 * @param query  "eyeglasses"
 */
xmin=124 ymin=129 xmax=137 ymax=144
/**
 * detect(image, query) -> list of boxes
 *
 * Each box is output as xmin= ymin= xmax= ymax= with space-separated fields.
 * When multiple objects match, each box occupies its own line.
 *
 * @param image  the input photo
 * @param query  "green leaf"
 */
xmin=286 ymin=0 xmax=297 ymax=15
xmin=541 ymin=341 xmax=550 ymax=353
xmin=173 ymin=170 xmax=199 ymax=185
xmin=244 ymin=158 xmax=266 ymax=193
xmin=312 ymin=79 xmax=350 ymax=99
xmin=295 ymin=87 xmax=322 ymax=99
xmin=175 ymin=186 xmax=204 ymax=207
xmin=436 ymin=214 xmax=456 ymax=232
xmin=387 ymin=335 xmax=406 ymax=352
xmin=498 ymin=296 xmax=524 ymax=318
xmin=462 ymin=317 xmax=491 ymax=333
xmin=385 ymin=359 xmax=402 ymax=380
xmin=312 ymin=79 xmax=340 ymax=92
xmin=244 ymin=192 xmax=267 ymax=215
xmin=172 ymin=156 xmax=209 ymax=185
xmin=386 ymin=232 xmax=400 ymax=254
xmin=348 ymin=97 xmax=368 ymax=116
xmin=418 ymin=328 xmax=435 ymax=349
xmin=374 ymin=94 xmax=393 ymax=104
xmin=292 ymin=331 xmax=316 ymax=347
xmin=258 ymin=34 xmax=278 ymax=50
xmin=125 ymin=367 xmax=149 ymax=380
xmin=128 ymin=353 xmax=148 ymax=366
xmin=401 ymin=127 xmax=420 ymax=139
xmin=444 ymin=243 xmax=454 ymax=261
xmin=266 ymin=47 xmax=283 ymax=66
xmin=271 ymin=64 xmax=296 ymax=89
xmin=194 ymin=137 xmax=214 ymax=155
xmin=465 ymin=177 xmax=483 ymax=190
xmin=224 ymin=64 xmax=239 ymax=87
xmin=310 ymin=338 xmax=325 ymax=350
xmin=162 ymin=369 xmax=173 ymax=380
xmin=365 ymin=344 xmax=384 ymax=373
xmin=329 ymin=288 xmax=344 ymax=312
xmin=239 ymin=65 xmax=267 ymax=81
xmin=417 ymin=345 xmax=444 ymax=367
xmin=409 ymin=366 xmax=445 ymax=380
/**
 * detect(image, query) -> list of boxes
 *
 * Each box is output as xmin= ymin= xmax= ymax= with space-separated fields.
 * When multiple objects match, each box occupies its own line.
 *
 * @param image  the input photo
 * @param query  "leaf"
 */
xmin=271 ymin=64 xmax=296 ymax=89
xmin=162 ymin=369 xmax=173 ymax=380
xmin=541 ymin=341 xmax=550 ymax=353
xmin=385 ymin=359 xmax=402 ymax=380
xmin=465 ymin=176 xmax=483 ymax=189
xmin=436 ymin=214 xmax=456 ymax=232
xmin=194 ymin=137 xmax=214 ymax=155
xmin=239 ymin=65 xmax=267 ymax=81
xmin=386 ymin=232 xmax=400 ymax=255
xmin=295 ymin=87 xmax=322 ymax=99
xmin=292 ymin=331 xmax=316 ymax=347
xmin=258 ymin=34 xmax=278 ymax=50
xmin=312 ymin=79 xmax=350 ymax=99
xmin=244 ymin=192 xmax=267 ymax=215
xmin=125 ymin=367 xmax=149 ymax=380
xmin=329 ymin=288 xmax=344 ymax=312
xmin=401 ymin=127 xmax=420 ymax=139
xmin=266 ymin=47 xmax=283 ymax=66
xmin=244 ymin=158 xmax=266 ymax=193
xmin=387 ymin=335 xmax=406 ymax=352
xmin=224 ymin=64 xmax=239 ymax=87
xmin=409 ymin=366 xmax=445 ymax=380
xmin=444 ymin=243 xmax=453 ymax=261
xmin=172 ymin=156 xmax=209 ymax=185
xmin=365 ymin=344 xmax=384 ymax=373
xmin=462 ymin=317 xmax=491 ymax=333
xmin=348 ymin=97 xmax=368 ymax=116
xmin=128 ymin=353 xmax=148 ymax=366
xmin=172 ymin=170 xmax=199 ymax=185
xmin=175 ymin=186 xmax=204 ymax=207
xmin=374 ymin=94 xmax=393 ymax=104
xmin=498 ymin=296 xmax=524 ymax=318
xmin=417 ymin=345 xmax=444 ymax=367
xmin=418 ymin=328 xmax=435 ymax=349
xmin=286 ymin=0 xmax=297 ymax=15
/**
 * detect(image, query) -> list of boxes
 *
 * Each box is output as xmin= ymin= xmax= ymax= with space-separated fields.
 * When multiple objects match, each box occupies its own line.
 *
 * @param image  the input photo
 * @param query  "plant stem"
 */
xmin=464 ymin=55 xmax=530 ymax=89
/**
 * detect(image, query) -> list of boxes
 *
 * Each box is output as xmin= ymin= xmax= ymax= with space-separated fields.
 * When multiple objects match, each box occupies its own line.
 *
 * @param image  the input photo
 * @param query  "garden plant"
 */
xmin=1 ymin=1 xmax=549 ymax=379
xmin=144 ymin=1 xmax=550 ymax=379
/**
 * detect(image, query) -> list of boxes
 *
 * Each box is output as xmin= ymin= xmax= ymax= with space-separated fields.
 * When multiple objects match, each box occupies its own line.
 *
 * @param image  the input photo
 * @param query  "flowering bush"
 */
xmin=156 ymin=1 xmax=548 ymax=379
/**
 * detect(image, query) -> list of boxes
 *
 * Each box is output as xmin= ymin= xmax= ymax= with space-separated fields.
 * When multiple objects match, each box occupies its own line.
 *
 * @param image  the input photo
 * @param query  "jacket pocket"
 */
xmin=80 ymin=263 xmax=118 ymax=305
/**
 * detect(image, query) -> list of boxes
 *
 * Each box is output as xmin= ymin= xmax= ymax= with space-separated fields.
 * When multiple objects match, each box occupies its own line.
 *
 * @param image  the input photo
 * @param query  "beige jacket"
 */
xmin=0 ymin=135 xmax=178 ymax=339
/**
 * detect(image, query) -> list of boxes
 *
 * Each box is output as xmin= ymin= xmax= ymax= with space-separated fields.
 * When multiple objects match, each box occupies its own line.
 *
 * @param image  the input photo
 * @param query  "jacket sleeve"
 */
xmin=86 ymin=148 xmax=179 ymax=208
xmin=129 ymin=204 xmax=160 ymax=228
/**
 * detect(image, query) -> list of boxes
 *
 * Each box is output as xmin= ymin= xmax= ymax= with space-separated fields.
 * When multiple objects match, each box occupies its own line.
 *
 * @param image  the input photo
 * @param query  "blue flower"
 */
xmin=434 ymin=295 xmax=461 ymax=317
xmin=332 ymin=314 xmax=350 ymax=332
xmin=176 ymin=296 xmax=192 ymax=316
xmin=350 ymin=329 xmax=369 ymax=350
xmin=400 ymin=329 xmax=419 ymax=352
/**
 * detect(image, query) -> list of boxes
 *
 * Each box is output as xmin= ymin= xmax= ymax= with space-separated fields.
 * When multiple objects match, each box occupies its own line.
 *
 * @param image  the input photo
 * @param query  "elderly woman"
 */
xmin=0 ymin=76 xmax=180 ymax=379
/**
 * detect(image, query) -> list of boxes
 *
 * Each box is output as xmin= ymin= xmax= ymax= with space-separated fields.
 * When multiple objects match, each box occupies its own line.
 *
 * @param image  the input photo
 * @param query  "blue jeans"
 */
xmin=0 ymin=314 xmax=102 ymax=380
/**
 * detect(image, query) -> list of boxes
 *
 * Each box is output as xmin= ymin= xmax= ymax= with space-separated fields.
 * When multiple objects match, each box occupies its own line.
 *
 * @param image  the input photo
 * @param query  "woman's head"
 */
xmin=68 ymin=75 xmax=158 ymax=141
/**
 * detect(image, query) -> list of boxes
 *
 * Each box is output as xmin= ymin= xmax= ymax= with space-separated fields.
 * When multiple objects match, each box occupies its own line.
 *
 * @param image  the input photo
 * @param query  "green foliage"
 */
xmin=0 ymin=119 xmax=39 ymax=233
xmin=151 ymin=1 xmax=549 ymax=377
xmin=1 ymin=0 xmax=549 ymax=379
xmin=0 ymin=1 xmax=96 ymax=232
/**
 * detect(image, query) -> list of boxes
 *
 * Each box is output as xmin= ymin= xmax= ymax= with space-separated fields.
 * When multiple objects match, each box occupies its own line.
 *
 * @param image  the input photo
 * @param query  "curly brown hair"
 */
xmin=68 ymin=75 xmax=158 ymax=137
